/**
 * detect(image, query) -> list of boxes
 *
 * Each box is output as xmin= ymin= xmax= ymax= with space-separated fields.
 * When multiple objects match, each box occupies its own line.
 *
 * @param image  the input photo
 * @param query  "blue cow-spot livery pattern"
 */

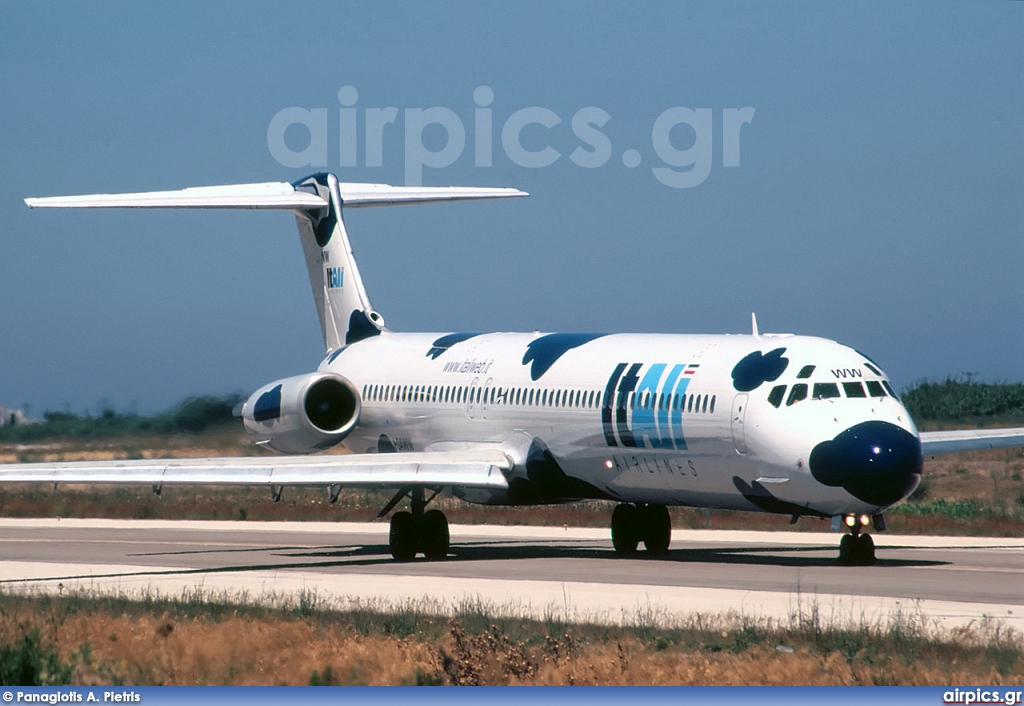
xmin=731 ymin=347 xmax=789 ymax=392
xmin=522 ymin=333 xmax=607 ymax=380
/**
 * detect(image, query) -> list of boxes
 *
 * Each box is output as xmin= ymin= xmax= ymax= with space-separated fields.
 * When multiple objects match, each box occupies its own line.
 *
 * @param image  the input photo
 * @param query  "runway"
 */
xmin=1 ymin=518 xmax=1021 ymax=633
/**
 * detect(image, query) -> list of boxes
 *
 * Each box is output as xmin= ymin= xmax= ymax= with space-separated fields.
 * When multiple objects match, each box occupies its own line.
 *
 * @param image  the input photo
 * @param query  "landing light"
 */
xmin=859 ymin=514 xmax=871 ymax=527
xmin=604 ymin=459 xmax=614 ymax=469
xmin=844 ymin=515 xmax=857 ymax=528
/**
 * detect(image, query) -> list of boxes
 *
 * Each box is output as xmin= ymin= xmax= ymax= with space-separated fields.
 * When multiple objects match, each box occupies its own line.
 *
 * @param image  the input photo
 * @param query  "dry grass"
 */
xmin=0 ymin=590 xmax=1021 ymax=685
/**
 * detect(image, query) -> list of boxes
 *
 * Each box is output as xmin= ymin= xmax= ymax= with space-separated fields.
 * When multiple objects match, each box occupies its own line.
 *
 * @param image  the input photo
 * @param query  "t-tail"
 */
xmin=26 ymin=174 xmax=527 ymax=352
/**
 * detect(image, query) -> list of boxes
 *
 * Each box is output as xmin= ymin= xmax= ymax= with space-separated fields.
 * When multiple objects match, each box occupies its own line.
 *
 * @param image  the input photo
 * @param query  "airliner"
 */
xmin=4 ymin=172 xmax=1023 ymax=566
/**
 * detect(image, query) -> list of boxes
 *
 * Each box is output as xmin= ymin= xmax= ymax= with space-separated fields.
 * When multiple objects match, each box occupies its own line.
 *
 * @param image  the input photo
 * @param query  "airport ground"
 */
xmin=1 ymin=430 xmax=1023 ymax=684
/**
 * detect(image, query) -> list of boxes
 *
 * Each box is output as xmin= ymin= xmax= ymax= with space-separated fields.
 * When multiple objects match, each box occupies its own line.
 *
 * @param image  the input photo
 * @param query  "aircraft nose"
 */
xmin=808 ymin=421 xmax=922 ymax=507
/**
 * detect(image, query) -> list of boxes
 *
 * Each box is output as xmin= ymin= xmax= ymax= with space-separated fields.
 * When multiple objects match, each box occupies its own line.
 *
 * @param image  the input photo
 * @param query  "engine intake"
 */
xmin=241 ymin=372 xmax=360 ymax=454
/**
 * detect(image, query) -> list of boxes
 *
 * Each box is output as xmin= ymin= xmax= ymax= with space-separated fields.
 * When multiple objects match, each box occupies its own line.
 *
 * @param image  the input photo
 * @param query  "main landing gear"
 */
xmin=837 ymin=513 xmax=882 ymax=566
xmin=383 ymin=487 xmax=450 ymax=561
xmin=611 ymin=503 xmax=672 ymax=555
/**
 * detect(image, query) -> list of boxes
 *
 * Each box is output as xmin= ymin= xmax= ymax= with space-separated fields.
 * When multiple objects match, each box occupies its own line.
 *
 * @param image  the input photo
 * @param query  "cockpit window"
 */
xmin=843 ymin=382 xmax=867 ymax=398
xmin=786 ymin=383 xmax=808 ymax=406
xmin=812 ymin=383 xmax=841 ymax=399
xmin=882 ymin=381 xmax=899 ymax=400
xmin=864 ymin=362 xmax=882 ymax=376
xmin=866 ymin=380 xmax=886 ymax=398
xmin=767 ymin=385 xmax=786 ymax=408
xmin=796 ymin=365 xmax=815 ymax=379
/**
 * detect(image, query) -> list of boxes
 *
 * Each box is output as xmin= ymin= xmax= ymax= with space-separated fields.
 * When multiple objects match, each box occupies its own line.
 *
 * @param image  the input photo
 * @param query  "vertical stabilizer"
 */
xmin=291 ymin=173 xmax=384 ymax=352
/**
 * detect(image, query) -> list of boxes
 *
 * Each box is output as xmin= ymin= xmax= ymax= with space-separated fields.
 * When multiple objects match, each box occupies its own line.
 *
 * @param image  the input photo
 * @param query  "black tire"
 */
xmin=838 ymin=533 xmax=854 ymax=565
xmin=389 ymin=511 xmax=417 ymax=561
xmin=641 ymin=504 xmax=671 ymax=554
xmin=421 ymin=509 xmax=450 ymax=560
xmin=611 ymin=504 xmax=640 ymax=554
xmin=856 ymin=534 xmax=875 ymax=566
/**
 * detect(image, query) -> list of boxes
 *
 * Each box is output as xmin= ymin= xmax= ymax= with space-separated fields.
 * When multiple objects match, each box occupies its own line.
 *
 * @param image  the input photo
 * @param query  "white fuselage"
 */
xmin=325 ymin=331 xmax=921 ymax=518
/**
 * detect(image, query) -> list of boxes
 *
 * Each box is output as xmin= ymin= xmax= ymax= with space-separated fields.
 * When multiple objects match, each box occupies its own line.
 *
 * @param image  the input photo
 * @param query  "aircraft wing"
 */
xmin=0 ymin=450 xmax=510 ymax=489
xmin=919 ymin=428 xmax=1024 ymax=456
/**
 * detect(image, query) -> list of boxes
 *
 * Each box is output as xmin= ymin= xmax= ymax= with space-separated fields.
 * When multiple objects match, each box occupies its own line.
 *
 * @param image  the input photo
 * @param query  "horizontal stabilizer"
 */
xmin=920 ymin=428 xmax=1024 ymax=455
xmin=0 ymin=450 xmax=511 ymax=489
xmin=25 ymin=182 xmax=326 ymax=210
xmin=25 ymin=181 xmax=527 ymax=210
xmin=335 ymin=183 xmax=528 ymax=208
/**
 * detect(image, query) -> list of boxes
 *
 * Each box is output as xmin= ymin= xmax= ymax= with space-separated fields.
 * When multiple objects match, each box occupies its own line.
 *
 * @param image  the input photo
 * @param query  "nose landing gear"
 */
xmin=836 ymin=513 xmax=883 ymax=566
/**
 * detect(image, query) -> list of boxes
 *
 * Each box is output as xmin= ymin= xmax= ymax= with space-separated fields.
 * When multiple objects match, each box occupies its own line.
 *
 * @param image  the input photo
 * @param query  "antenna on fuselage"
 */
xmin=751 ymin=312 xmax=761 ymax=339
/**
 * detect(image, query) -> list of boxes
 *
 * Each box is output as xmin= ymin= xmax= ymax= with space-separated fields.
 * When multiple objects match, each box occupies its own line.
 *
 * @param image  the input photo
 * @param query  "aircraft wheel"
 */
xmin=838 ymin=533 xmax=854 ymax=565
xmin=389 ymin=511 xmax=417 ymax=561
xmin=855 ymin=534 xmax=875 ymax=566
xmin=421 ymin=509 xmax=450 ymax=560
xmin=838 ymin=533 xmax=875 ymax=566
xmin=611 ymin=503 xmax=640 ymax=554
xmin=641 ymin=504 xmax=671 ymax=554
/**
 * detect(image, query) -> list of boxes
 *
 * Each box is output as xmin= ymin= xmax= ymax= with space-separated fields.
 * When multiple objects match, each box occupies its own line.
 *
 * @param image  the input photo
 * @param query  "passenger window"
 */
xmin=813 ymin=383 xmax=841 ymax=399
xmin=843 ymin=382 xmax=867 ymax=398
xmin=866 ymin=381 xmax=886 ymax=397
xmin=695 ymin=394 xmax=702 ymax=412
xmin=710 ymin=395 xmax=716 ymax=414
xmin=687 ymin=395 xmax=694 ymax=413
xmin=786 ymin=384 xmax=808 ymax=406
xmin=797 ymin=365 xmax=815 ymax=379
xmin=702 ymin=396 xmax=709 ymax=414
xmin=767 ymin=385 xmax=786 ymax=408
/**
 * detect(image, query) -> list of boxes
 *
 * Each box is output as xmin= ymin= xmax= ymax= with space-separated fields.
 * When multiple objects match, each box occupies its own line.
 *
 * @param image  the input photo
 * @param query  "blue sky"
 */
xmin=1 ymin=1 xmax=1021 ymax=415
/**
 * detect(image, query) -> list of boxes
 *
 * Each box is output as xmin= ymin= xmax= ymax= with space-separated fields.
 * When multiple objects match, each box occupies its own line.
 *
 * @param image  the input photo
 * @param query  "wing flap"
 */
xmin=920 ymin=428 xmax=1024 ymax=455
xmin=0 ymin=451 xmax=511 ymax=489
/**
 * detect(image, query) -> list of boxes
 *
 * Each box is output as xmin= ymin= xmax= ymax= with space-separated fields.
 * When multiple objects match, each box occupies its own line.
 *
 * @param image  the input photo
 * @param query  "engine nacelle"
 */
xmin=241 ymin=372 xmax=361 ymax=454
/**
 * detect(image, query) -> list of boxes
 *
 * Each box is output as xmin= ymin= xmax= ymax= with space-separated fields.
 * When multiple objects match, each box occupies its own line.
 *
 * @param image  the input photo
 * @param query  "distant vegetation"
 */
xmin=0 ymin=394 xmax=245 ymax=443
xmin=901 ymin=379 xmax=1024 ymax=424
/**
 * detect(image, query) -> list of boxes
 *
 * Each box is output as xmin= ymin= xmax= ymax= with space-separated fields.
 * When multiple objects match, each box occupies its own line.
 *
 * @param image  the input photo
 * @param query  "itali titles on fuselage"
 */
xmin=9 ymin=171 xmax=1024 ymax=567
